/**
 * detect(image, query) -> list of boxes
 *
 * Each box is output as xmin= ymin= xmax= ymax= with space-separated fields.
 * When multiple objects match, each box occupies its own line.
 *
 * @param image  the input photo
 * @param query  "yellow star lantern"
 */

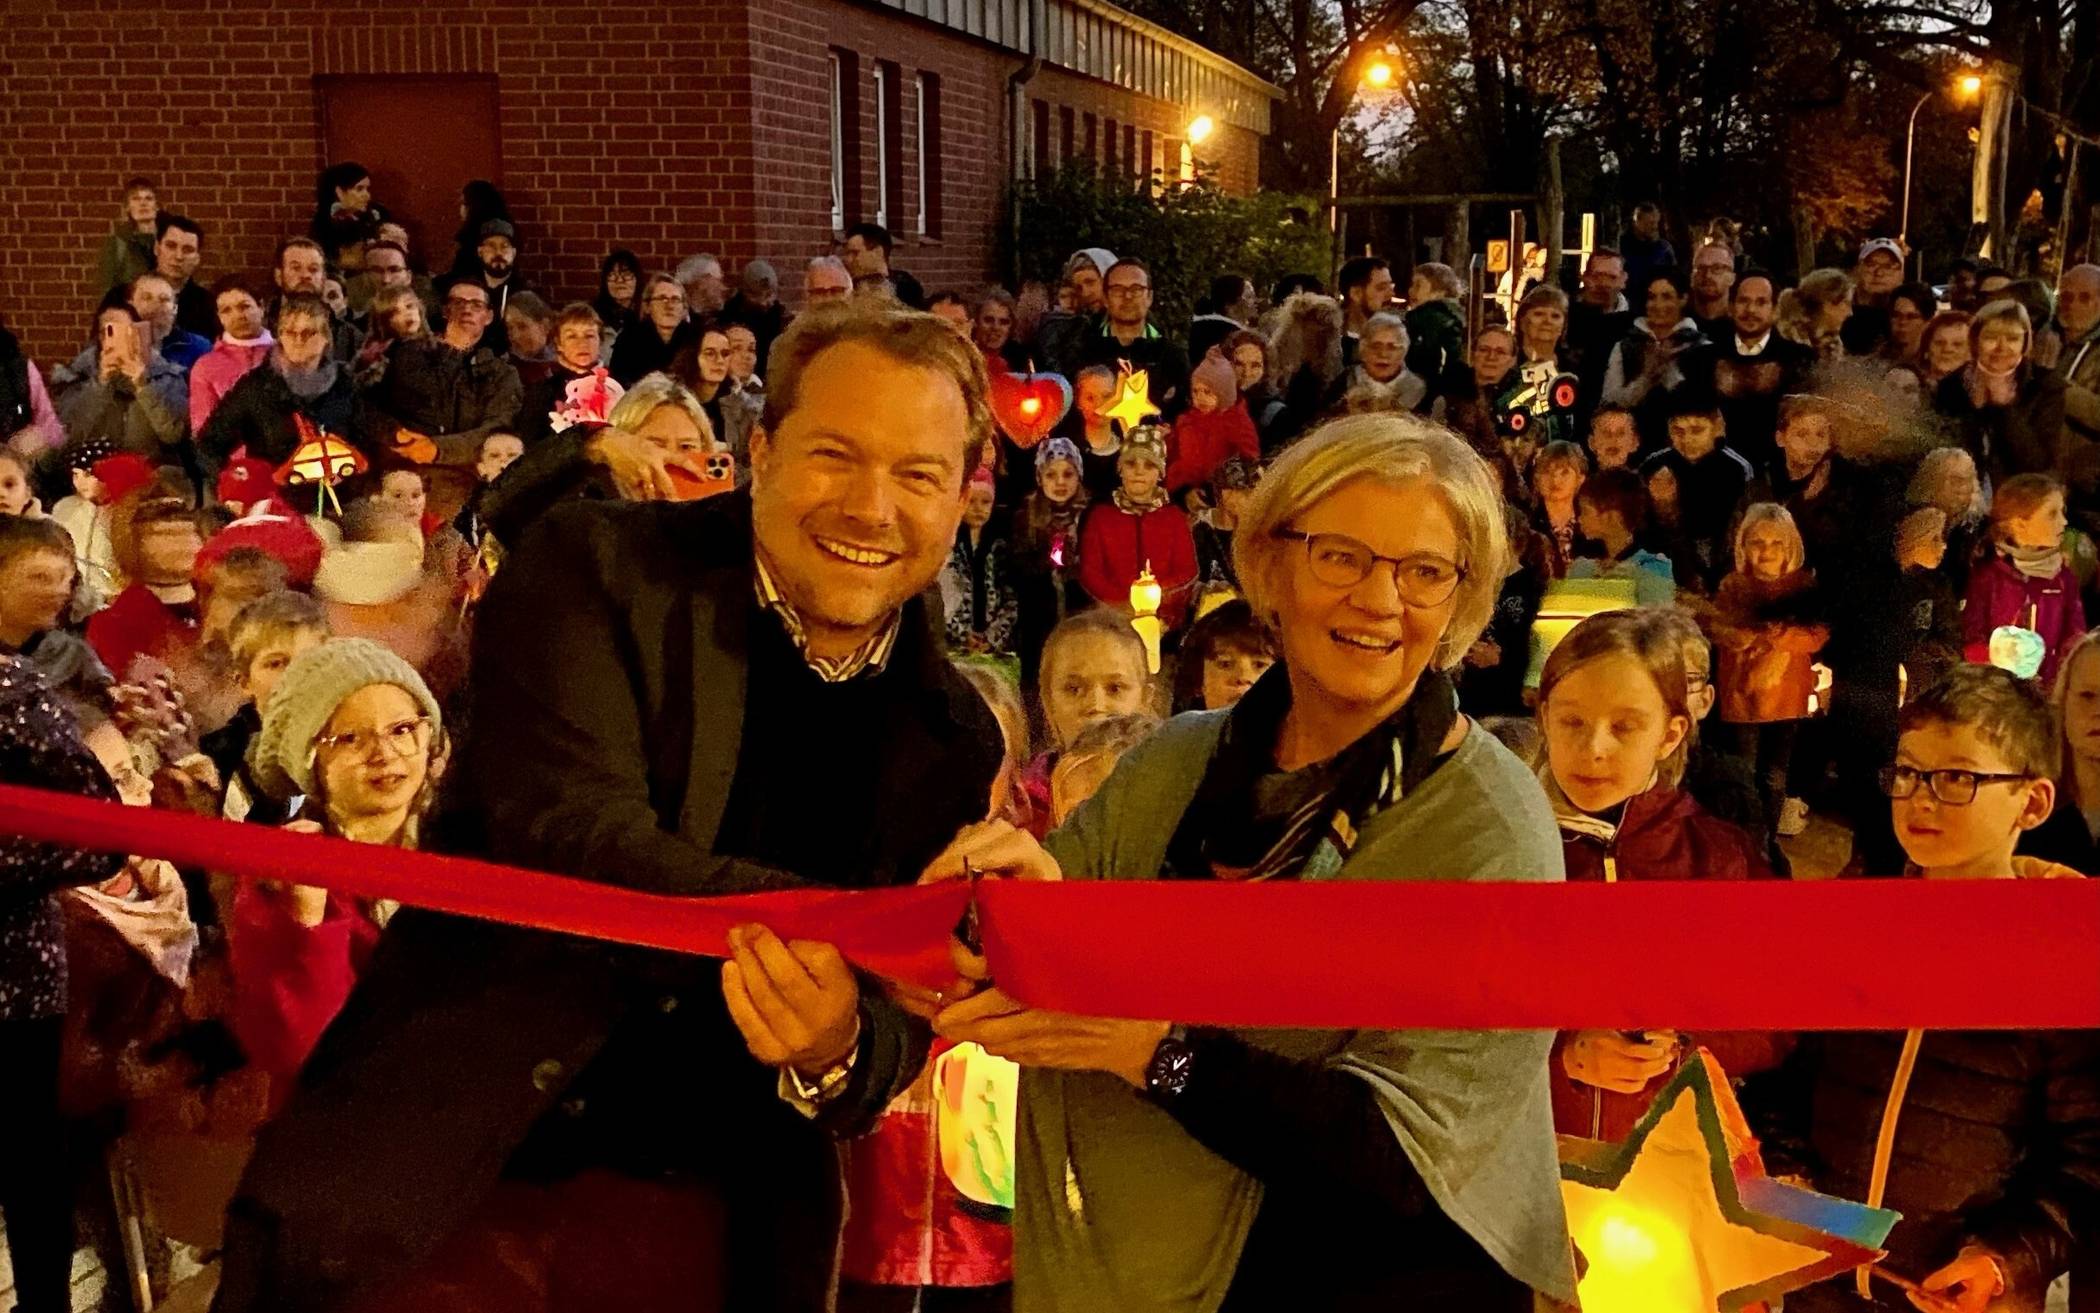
xmin=1102 ymin=361 xmax=1161 ymax=431
xmin=1560 ymin=1051 xmax=1898 ymax=1313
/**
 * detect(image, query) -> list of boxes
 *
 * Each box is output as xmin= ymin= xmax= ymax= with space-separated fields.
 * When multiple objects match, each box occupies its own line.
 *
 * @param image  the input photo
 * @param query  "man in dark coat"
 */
xmin=212 ymin=303 xmax=1006 ymax=1313
xmin=354 ymin=279 xmax=522 ymax=469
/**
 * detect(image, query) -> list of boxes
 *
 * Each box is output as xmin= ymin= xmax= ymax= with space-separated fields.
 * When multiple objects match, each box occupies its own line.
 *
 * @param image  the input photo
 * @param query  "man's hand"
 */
xmin=1912 ymin=1247 xmax=2006 ymax=1313
xmin=586 ymin=427 xmax=678 ymax=501
xmin=917 ymin=820 xmax=1063 ymax=886
xmin=721 ymin=924 xmax=862 ymax=1075
xmin=1561 ymin=1029 xmax=1679 ymax=1094
xmin=935 ymin=987 xmax=1168 ymax=1089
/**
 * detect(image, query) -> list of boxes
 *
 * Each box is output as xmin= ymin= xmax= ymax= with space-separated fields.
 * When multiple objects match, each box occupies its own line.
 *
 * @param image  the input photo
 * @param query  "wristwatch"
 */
xmin=1143 ymin=1025 xmax=1197 ymax=1101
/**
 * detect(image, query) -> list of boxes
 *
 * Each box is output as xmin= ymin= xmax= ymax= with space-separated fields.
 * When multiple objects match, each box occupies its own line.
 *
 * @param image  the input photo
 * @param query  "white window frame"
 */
xmin=873 ymin=63 xmax=891 ymax=230
xmin=914 ymin=73 xmax=929 ymax=238
xmin=828 ymin=53 xmax=845 ymax=232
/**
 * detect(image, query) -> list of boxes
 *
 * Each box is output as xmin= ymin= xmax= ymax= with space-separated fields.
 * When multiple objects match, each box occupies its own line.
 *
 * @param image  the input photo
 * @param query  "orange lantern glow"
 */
xmin=274 ymin=416 xmax=369 ymax=515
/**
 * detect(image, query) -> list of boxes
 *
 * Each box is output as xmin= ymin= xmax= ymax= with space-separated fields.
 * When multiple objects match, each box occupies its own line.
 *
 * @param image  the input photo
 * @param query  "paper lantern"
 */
xmin=1525 ymin=576 xmax=1640 ymax=689
xmin=275 ymin=416 xmax=368 ymax=516
xmin=1989 ymin=625 xmax=2046 ymax=679
xmin=1560 ymin=1051 xmax=1899 ymax=1313
xmin=1129 ymin=564 xmax=1164 ymax=674
xmin=935 ymin=1041 xmax=1019 ymax=1211
xmin=989 ymin=369 xmax=1072 ymax=447
xmin=1102 ymin=362 xmax=1161 ymax=432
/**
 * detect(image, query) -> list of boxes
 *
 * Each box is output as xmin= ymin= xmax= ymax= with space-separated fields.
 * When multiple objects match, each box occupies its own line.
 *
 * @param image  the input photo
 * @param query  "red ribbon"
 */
xmin=7 ymin=783 xmax=2097 ymax=1029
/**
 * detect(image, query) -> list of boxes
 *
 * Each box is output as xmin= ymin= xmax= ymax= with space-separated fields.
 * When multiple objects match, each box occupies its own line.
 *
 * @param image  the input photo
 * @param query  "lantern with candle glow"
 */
xmin=1129 ymin=564 xmax=1164 ymax=673
xmin=274 ymin=416 xmax=368 ymax=515
xmin=1103 ymin=362 xmax=1161 ymax=432
xmin=1560 ymin=1051 xmax=1898 ymax=1313
xmin=989 ymin=368 xmax=1072 ymax=447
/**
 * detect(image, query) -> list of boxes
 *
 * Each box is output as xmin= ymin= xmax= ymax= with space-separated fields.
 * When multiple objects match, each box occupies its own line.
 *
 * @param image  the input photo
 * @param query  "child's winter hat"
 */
xmin=1190 ymin=354 xmax=1238 ymax=405
xmin=217 ymin=457 xmax=279 ymax=509
xmin=1119 ymin=425 xmax=1168 ymax=470
xmin=1212 ymin=454 xmax=1262 ymax=493
xmin=247 ymin=637 xmax=441 ymax=801
xmin=967 ymin=464 xmax=997 ymax=496
xmin=1034 ymin=436 xmax=1083 ymax=473
xmin=63 ymin=434 xmax=118 ymax=474
xmin=90 ymin=453 xmax=156 ymax=503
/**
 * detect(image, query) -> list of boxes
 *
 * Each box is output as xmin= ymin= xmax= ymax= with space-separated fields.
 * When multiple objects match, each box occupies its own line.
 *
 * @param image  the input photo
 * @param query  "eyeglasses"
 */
xmin=1878 ymin=764 xmax=2033 ymax=805
xmin=646 ymin=294 xmax=687 ymax=307
xmin=1273 ymin=529 xmax=1465 ymax=606
xmin=1105 ymin=284 xmax=1151 ymax=297
xmin=445 ymin=298 xmax=490 ymax=313
xmin=314 ymin=716 xmax=433 ymax=761
xmin=699 ymin=348 xmax=731 ymax=362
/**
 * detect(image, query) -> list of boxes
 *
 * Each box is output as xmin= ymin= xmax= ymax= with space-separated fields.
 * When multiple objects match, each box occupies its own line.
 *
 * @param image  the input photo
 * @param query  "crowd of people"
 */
xmin=0 ymin=163 xmax=2096 ymax=1313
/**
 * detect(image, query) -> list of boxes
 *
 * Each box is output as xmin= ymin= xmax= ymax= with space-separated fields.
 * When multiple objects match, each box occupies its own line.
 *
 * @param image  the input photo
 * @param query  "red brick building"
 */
xmin=0 ymin=0 xmax=1276 ymax=363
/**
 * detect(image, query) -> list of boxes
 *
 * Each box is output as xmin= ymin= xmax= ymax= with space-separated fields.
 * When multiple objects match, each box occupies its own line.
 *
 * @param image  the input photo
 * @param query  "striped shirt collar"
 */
xmin=752 ymin=552 xmax=901 ymax=682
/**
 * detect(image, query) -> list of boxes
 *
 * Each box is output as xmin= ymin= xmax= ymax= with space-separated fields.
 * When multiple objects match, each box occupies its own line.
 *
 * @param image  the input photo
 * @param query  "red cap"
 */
xmin=216 ymin=456 xmax=278 ymax=506
xmin=90 ymin=453 xmax=156 ymax=505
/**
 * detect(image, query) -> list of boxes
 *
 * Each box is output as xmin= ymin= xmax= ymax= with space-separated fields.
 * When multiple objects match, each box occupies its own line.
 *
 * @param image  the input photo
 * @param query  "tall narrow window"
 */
xmin=832 ymin=49 xmax=862 ymax=229
xmin=1141 ymin=129 xmax=1155 ymax=194
xmin=1104 ymin=118 xmax=1119 ymax=176
xmin=1083 ymin=112 xmax=1098 ymax=162
xmin=916 ymin=72 xmax=943 ymax=238
xmin=1179 ymin=139 xmax=1195 ymax=184
xmin=1059 ymin=106 xmax=1075 ymax=161
xmin=874 ymin=62 xmax=900 ymax=230
xmin=1032 ymin=99 xmax=1051 ymax=178
xmin=1123 ymin=124 xmax=1137 ymax=180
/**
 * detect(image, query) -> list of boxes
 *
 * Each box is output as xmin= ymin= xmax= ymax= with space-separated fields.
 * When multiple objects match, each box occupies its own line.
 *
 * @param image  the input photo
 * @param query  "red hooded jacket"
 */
xmin=1076 ymin=500 xmax=1198 ymax=629
xmin=1551 ymin=785 xmax=1786 ymax=1142
xmin=1164 ymin=399 xmax=1259 ymax=500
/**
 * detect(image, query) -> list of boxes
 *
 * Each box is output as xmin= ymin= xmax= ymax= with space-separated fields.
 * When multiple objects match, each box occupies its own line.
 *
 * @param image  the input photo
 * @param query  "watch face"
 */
xmin=1147 ymin=1039 xmax=1195 ymax=1097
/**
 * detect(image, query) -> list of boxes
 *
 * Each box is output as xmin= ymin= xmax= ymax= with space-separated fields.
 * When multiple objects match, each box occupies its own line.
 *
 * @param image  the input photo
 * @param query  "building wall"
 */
xmin=0 ymin=0 xmax=1263 ymax=366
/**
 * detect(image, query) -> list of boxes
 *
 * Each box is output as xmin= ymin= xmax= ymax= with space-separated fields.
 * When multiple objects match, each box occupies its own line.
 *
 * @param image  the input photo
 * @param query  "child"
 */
xmin=0 ymin=516 xmax=111 ymax=702
xmin=49 ymin=441 xmax=131 ymax=613
xmin=1049 ymin=711 xmax=1164 ymax=826
xmin=1587 ymin=405 xmax=1640 ymax=471
xmin=1058 ymin=363 xmax=1124 ymax=499
xmin=313 ymin=497 xmax=468 ymax=701
xmin=1190 ymin=454 xmax=1259 ymax=593
xmin=1963 ymin=472 xmax=2086 ymax=686
xmin=1640 ymin=390 xmax=1753 ymax=592
xmin=1748 ymin=667 xmax=2089 ymax=1313
xmin=1164 ymin=353 xmax=1259 ymax=508
xmin=2025 ymin=630 xmax=2100 ymax=870
xmin=231 ymin=638 xmax=445 ymax=1094
xmin=1020 ymin=610 xmax=1154 ymax=833
xmin=1172 ymin=598 xmax=1277 ymax=713
xmin=1657 ymin=607 xmax=1781 ymax=871
xmin=1909 ymin=445 xmax=1988 ymax=590
xmin=201 ymin=590 xmax=332 ymax=825
xmin=1710 ymin=504 xmax=1829 ymax=841
xmin=1529 ymin=440 xmax=1592 ymax=577
xmin=1077 ymin=426 xmax=1197 ymax=631
xmin=0 ymin=448 xmax=40 ymax=519
xmin=1567 ymin=468 xmax=1676 ymax=606
xmin=87 ymin=491 xmax=205 ymax=682
xmin=457 ymin=428 xmax=526 ymax=547
xmin=1892 ymin=506 xmax=1963 ymax=698
xmin=941 ymin=466 xmax=1017 ymax=655
xmin=1534 ymin=609 xmax=1775 ymax=1142
xmin=1010 ymin=437 xmax=1091 ymax=687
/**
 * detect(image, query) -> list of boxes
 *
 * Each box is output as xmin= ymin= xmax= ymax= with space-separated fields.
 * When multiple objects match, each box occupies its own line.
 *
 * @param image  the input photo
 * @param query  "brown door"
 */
xmin=316 ymin=75 xmax=502 ymax=275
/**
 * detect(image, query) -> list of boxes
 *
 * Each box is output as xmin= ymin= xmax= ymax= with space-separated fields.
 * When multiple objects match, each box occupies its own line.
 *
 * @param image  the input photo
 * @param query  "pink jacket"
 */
xmin=11 ymin=360 xmax=66 ymax=453
xmin=189 ymin=334 xmax=274 ymax=434
xmin=1961 ymin=551 xmax=2087 ymax=686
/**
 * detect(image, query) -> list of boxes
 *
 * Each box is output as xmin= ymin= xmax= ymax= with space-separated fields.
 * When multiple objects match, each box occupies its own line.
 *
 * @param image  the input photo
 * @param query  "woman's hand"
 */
xmin=1562 ymin=1029 xmax=1679 ymax=1094
xmin=936 ymin=987 xmax=1168 ymax=1089
xmin=585 ymin=426 xmax=678 ymax=501
xmin=917 ymin=820 xmax=1063 ymax=885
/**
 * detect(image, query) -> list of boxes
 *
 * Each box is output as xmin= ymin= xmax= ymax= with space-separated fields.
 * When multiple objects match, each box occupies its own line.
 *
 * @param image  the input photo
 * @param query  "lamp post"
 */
xmin=1330 ymin=57 xmax=1395 ymax=236
xmin=1900 ymin=74 xmax=1983 ymax=254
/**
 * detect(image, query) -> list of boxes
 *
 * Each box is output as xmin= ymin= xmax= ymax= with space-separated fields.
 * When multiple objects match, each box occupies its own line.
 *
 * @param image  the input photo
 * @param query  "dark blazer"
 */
xmin=213 ymin=491 xmax=1003 ymax=1313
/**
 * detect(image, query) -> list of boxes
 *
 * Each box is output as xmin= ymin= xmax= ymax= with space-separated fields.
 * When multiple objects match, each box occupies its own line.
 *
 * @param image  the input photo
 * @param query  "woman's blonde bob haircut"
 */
xmin=1232 ymin=414 xmax=1508 ymax=670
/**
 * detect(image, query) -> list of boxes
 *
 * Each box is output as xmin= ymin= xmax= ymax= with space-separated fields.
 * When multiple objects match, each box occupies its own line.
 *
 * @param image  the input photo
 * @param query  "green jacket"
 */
xmin=97 ymin=218 xmax=156 ymax=294
xmin=1020 ymin=710 xmax=1579 ymax=1312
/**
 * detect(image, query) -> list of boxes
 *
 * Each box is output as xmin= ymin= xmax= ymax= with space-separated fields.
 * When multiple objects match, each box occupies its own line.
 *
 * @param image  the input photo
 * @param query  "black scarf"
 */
xmin=1163 ymin=663 xmax=1459 ymax=882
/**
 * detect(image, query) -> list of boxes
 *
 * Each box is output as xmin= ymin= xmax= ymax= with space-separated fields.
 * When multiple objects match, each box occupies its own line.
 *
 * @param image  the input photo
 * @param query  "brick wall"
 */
xmin=0 ymin=0 xmax=1264 ymax=367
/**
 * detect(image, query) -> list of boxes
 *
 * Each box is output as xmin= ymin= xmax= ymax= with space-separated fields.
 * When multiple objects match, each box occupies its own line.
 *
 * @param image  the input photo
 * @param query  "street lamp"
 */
xmin=1187 ymin=115 xmax=1215 ymax=146
xmin=1900 ymin=72 xmax=1983 ymax=248
xmin=1331 ymin=57 xmax=1398 ymax=236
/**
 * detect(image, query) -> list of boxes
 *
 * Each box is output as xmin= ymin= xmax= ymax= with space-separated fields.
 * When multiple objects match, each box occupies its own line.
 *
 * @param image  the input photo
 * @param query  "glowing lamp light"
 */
xmin=1187 ymin=114 xmax=1215 ymax=146
xmin=1365 ymin=60 xmax=1395 ymax=88
xmin=1020 ymin=396 xmax=1042 ymax=417
xmin=1958 ymin=73 xmax=1983 ymax=97
xmin=274 ymin=416 xmax=368 ymax=516
xmin=1129 ymin=564 xmax=1164 ymax=674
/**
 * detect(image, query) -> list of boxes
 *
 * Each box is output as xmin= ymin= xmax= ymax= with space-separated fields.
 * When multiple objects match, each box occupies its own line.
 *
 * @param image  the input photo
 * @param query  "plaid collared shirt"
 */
xmin=752 ymin=553 xmax=900 ymax=683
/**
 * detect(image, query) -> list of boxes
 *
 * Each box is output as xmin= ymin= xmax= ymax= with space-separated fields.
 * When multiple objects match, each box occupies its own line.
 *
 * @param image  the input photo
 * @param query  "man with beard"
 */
xmin=272 ymin=238 xmax=360 ymax=363
xmin=213 ymin=302 xmax=1005 ymax=1313
xmin=354 ymin=277 xmax=521 ymax=469
xmin=1567 ymin=247 xmax=1635 ymax=421
xmin=469 ymin=219 xmax=532 ymax=357
xmin=1698 ymin=271 xmax=1815 ymax=477
xmin=1687 ymin=241 xmax=1737 ymax=336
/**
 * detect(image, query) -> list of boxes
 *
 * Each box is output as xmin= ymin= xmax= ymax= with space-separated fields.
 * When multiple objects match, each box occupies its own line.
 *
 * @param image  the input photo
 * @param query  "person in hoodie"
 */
xmin=52 ymin=302 xmax=190 ymax=463
xmin=464 ymin=218 xmax=530 ymax=357
xmin=198 ymin=294 xmax=357 ymax=475
xmin=1963 ymin=472 xmax=2087 ymax=687
xmin=1603 ymin=270 xmax=1710 ymax=448
xmin=1639 ymin=388 xmax=1754 ymax=592
xmin=1747 ymin=665 xmax=2097 ymax=1313
xmin=1165 ymin=352 xmax=1259 ymax=509
xmin=1534 ymin=608 xmax=1778 ymax=1144
xmin=189 ymin=275 xmax=275 ymax=434
xmin=1033 ymin=247 xmax=1115 ymax=379
xmin=1076 ymin=425 xmax=1197 ymax=631
xmin=1709 ymin=504 xmax=1829 ymax=840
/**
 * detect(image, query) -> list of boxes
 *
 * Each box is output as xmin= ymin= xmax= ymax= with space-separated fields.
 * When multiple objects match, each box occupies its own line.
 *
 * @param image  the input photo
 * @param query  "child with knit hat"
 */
xmin=1164 ymin=351 xmax=1259 ymax=509
xmin=1012 ymin=436 xmax=1091 ymax=686
xmin=228 ymin=637 xmax=444 ymax=1089
xmin=1076 ymin=424 xmax=1198 ymax=630
xmin=49 ymin=442 xmax=134 ymax=615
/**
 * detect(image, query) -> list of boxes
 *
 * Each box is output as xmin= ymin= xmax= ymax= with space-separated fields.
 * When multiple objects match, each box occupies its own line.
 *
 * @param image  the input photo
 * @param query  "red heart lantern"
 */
xmin=989 ymin=370 xmax=1072 ymax=448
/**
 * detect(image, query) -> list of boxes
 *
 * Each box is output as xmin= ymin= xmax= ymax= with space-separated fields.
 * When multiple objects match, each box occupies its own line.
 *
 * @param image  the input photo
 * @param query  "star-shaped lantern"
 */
xmin=275 ymin=415 xmax=369 ymax=516
xmin=1559 ymin=1050 xmax=1899 ymax=1313
xmin=1102 ymin=361 xmax=1161 ymax=432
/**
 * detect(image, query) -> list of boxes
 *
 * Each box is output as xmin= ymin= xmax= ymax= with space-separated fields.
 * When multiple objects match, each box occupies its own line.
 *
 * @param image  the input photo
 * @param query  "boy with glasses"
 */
xmin=1746 ymin=664 xmax=2094 ymax=1313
